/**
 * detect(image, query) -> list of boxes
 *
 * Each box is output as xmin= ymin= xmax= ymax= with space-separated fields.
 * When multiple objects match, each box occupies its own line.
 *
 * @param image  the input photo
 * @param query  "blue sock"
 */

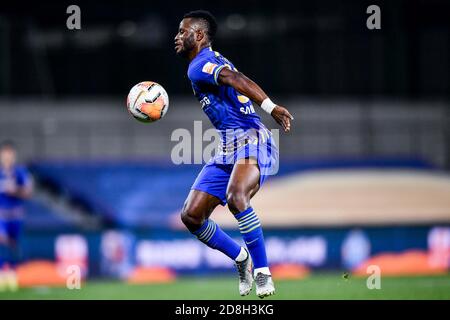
xmin=192 ymin=219 xmax=241 ymax=260
xmin=234 ymin=207 xmax=268 ymax=269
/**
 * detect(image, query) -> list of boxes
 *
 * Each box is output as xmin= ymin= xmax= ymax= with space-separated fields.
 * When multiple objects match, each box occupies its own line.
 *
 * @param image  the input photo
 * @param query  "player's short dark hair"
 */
xmin=0 ymin=140 xmax=16 ymax=150
xmin=183 ymin=10 xmax=218 ymax=42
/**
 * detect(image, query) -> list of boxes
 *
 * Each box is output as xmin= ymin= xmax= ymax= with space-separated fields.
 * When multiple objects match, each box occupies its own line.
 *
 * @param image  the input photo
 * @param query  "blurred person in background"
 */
xmin=0 ymin=141 xmax=33 ymax=290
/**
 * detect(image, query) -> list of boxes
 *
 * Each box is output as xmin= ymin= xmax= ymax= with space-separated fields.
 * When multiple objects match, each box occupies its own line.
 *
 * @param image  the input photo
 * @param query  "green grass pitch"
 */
xmin=1 ymin=273 xmax=449 ymax=300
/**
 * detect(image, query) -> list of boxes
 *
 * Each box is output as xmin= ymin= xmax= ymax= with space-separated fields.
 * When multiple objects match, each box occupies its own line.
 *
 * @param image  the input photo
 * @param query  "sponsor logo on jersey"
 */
xmin=240 ymin=105 xmax=256 ymax=115
xmin=202 ymin=62 xmax=217 ymax=75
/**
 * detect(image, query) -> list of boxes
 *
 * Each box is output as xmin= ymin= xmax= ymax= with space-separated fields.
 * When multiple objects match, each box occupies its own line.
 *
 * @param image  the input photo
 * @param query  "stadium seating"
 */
xmin=31 ymin=161 xmax=203 ymax=228
xmin=23 ymin=200 xmax=75 ymax=230
xmin=28 ymin=158 xmax=432 ymax=228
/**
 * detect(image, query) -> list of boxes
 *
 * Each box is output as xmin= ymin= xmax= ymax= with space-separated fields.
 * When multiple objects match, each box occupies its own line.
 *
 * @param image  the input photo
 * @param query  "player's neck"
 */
xmin=188 ymin=43 xmax=211 ymax=62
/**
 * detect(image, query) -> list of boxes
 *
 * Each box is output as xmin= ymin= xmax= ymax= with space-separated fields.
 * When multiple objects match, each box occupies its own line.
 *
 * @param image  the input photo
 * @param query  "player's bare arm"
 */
xmin=217 ymin=67 xmax=294 ymax=132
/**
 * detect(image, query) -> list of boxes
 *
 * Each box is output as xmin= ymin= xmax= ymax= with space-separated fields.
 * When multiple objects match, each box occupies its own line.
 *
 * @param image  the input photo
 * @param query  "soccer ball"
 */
xmin=126 ymin=81 xmax=169 ymax=123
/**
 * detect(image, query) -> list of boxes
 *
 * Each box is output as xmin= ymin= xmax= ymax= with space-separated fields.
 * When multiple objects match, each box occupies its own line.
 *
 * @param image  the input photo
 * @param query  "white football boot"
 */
xmin=235 ymin=249 xmax=253 ymax=296
xmin=255 ymin=272 xmax=275 ymax=298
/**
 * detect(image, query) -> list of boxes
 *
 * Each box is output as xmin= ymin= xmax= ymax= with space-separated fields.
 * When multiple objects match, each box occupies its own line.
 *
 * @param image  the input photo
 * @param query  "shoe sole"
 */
xmin=240 ymin=287 xmax=252 ymax=296
xmin=257 ymin=290 xmax=275 ymax=299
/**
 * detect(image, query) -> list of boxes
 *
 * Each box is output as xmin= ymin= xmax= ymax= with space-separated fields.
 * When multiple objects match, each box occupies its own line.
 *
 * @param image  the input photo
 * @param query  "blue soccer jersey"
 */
xmin=188 ymin=47 xmax=279 ymax=204
xmin=0 ymin=166 xmax=31 ymax=210
xmin=188 ymin=47 xmax=271 ymax=147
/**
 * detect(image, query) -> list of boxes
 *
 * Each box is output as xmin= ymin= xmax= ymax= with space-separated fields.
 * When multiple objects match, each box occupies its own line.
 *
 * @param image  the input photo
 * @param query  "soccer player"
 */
xmin=0 ymin=141 xmax=33 ymax=275
xmin=175 ymin=10 xmax=293 ymax=298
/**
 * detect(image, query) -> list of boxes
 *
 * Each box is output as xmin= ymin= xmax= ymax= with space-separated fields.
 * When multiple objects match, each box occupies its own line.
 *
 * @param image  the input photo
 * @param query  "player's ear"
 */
xmin=196 ymin=29 xmax=204 ymax=42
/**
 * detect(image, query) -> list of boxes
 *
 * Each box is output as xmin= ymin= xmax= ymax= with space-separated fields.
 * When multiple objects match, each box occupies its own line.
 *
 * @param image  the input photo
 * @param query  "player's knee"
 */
xmin=226 ymin=189 xmax=249 ymax=214
xmin=180 ymin=205 xmax=204 ymax=231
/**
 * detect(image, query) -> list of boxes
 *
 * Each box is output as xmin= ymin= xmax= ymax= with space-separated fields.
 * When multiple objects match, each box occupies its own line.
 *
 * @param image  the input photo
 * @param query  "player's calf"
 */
xmin=181 ymin=202 xmax=243 ymax=262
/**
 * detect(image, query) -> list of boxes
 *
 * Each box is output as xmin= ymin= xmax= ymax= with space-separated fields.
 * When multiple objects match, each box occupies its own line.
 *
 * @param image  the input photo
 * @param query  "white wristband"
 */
xmin=260 ymin=98 xmax=276 ymax=114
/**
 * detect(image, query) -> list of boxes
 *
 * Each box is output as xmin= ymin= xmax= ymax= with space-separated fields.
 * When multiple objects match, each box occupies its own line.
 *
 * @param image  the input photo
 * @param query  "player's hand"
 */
xmin=271 ymin=106 xmax=294 ymax=133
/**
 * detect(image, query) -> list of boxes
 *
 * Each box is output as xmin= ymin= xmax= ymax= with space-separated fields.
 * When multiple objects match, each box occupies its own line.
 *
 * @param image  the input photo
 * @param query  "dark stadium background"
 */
xmin=0 ymin=0 xmax=449 ymax=298
xmin=2 ymin=0 xmax=450 ymax=99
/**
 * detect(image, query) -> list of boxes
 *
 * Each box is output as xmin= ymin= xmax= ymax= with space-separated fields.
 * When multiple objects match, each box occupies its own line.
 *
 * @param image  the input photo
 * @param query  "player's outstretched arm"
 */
xmin=217 ymin=68 xmax=294 ymax=132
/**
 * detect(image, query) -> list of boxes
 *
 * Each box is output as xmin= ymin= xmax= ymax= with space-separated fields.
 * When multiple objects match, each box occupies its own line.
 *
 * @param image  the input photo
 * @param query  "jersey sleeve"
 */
xmin=16 ymin=167 xmax=32 ymax=187
xmin=188 ymin=58 xmax=229 ymax=86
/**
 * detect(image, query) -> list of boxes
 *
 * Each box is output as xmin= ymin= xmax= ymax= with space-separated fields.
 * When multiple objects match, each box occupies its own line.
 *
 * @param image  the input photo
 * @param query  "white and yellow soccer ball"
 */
xmin=126 ymin=81 xmax=169 ymax=123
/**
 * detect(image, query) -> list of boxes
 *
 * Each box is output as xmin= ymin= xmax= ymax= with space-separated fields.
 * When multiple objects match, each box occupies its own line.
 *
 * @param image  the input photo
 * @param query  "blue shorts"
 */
xmin=191 ymin=136 xmax=279 ymax=205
